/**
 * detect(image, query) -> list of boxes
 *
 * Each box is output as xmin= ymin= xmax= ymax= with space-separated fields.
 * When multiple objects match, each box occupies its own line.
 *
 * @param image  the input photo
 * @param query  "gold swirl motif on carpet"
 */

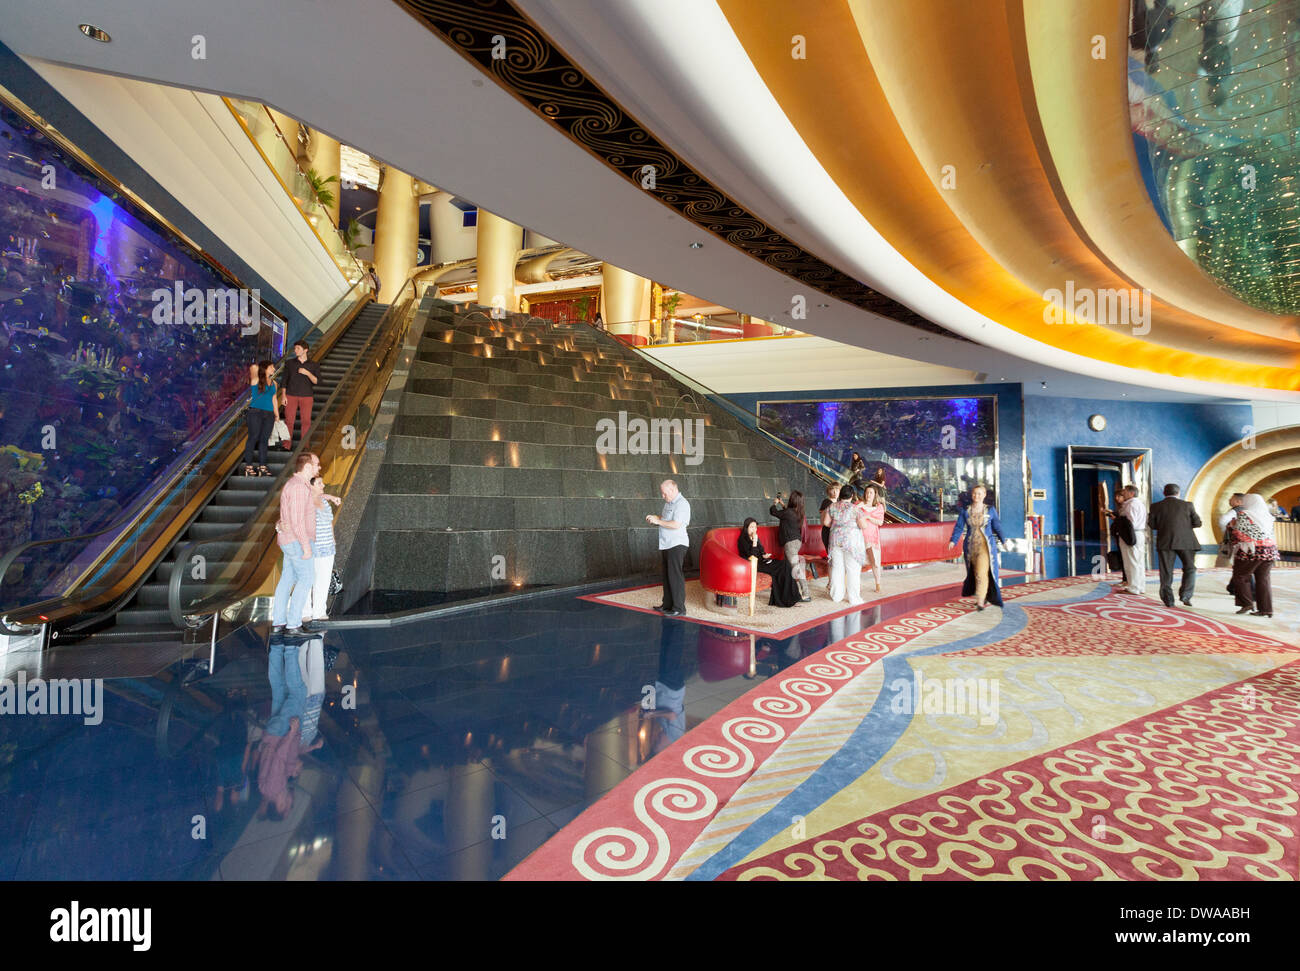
xmin=728 ymin=661 xmax=1300 ymax=880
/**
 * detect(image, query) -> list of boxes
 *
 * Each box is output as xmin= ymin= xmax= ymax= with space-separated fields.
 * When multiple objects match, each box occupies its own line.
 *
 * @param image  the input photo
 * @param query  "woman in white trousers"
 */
xmin=822 ymin=484 xmax=871 ymax=605
xmin=302 ymin=476 xmax=342 ymax=623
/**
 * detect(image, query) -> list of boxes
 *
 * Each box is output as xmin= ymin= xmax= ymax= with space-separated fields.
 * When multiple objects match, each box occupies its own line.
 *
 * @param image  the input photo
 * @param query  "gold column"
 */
xmin=600 ymin=263 xmax=651 ymax=345
xmin=374 ymin=165 xmax=418 ymax=304
xmin=476 ymin=209 xmax=522 ymax=312
xmin=308 ymin=130 xmax=342 ymax=227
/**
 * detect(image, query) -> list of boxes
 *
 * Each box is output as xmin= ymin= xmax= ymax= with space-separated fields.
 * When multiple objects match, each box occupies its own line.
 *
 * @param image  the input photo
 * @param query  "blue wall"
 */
xmin=0 ymin=39 xmax=314 ymax=340
xmin=724 ymin=383 xmax=1027 ymax=540
xmin=1024 ymin=395 xmax=1250 ymax=535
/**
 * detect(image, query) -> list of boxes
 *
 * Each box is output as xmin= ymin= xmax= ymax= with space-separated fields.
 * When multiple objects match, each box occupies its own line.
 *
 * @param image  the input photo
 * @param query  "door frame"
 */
xmin=1066 ymin=445 xmax=1154 ymax=576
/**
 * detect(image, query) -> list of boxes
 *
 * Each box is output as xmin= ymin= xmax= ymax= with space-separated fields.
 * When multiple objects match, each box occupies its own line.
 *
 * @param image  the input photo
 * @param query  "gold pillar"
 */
xmin=308 ymin=130 xmax=342 ymax=227
xmin=476 ymin=209 xmax=522 ymax=312
xmin=600 ymin=263 xmax=651 ymax=345
xmin=374 ymin=165 xmax=418 ymax=304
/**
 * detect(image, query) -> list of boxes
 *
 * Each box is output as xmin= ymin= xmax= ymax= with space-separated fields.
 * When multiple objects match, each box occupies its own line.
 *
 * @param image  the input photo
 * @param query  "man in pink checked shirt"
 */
xmin=271 ymin=451 xmax=321 ymax=637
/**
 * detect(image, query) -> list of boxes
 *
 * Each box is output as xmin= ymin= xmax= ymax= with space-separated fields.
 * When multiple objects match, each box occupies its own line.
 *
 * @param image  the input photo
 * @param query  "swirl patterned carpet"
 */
xmin=506 ymin=574 xmax=1300 ymax=880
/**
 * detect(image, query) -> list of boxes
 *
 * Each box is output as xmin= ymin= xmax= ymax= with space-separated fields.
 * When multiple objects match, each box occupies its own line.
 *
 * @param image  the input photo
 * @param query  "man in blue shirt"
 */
xmin=647 ymin=479 xmax=691 ymax=617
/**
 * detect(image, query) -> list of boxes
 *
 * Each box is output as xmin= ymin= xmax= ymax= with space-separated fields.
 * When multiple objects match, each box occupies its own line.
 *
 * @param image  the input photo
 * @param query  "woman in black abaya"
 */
xmin=738 ymin=517 xmax=801 ymax=608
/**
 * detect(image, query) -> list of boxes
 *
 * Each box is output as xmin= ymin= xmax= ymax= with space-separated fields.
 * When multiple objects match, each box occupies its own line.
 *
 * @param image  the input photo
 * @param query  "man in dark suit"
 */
xmin=1148 ymin=483 xmax=1202 ymax=607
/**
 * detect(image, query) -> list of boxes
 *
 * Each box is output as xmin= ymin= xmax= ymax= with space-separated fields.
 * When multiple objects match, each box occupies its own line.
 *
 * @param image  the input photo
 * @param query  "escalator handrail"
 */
xmin=0 ymin=280 xmax=371 ymax=631
xmin=166 ymin=274 xmax=419 ymax=627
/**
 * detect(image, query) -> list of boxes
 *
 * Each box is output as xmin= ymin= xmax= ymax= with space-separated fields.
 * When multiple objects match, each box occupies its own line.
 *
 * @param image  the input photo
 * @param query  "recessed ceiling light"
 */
xmin=78 ymin=24 xmax=111 ymax=42
xmin=816 ymin=303 xmax=829 ymax=309
xmin=689 ymin=242 xmax=703 ymax=249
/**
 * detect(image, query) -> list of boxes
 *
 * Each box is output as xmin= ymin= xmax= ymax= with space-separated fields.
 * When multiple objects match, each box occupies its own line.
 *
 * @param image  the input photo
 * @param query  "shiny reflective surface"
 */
xmin=0 ymin=569 xmax=1039 ymax=880
xmin=1130 ymin=0 xmax=1300 ymax=313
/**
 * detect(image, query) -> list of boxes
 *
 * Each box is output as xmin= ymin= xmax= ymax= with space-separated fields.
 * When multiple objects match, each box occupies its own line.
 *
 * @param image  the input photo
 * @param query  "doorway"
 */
xmin=1066 ymin=446 xmax=1153 ymax=576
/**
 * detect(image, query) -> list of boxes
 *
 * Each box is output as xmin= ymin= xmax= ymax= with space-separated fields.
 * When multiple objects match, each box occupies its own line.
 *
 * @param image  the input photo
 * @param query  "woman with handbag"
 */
xmin=947 ymin=483 xmax=1007 ymax=610
xmin=1226 ymin=493 xmax=1279 ymax=618
xmin=244 ymin=360 xmax=278 ymax=476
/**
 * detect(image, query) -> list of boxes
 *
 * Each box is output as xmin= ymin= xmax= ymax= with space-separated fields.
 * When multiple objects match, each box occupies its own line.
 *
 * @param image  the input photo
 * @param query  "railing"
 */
xmin=224 ymin=98 xmax=367 ymax=286
xmin=166 ymin=273 xmax=421 ymax=627
xmin=501 ymin=311 xmax=917 ymax=522
xmin=0 ymin=280 xmax=372 ymax=632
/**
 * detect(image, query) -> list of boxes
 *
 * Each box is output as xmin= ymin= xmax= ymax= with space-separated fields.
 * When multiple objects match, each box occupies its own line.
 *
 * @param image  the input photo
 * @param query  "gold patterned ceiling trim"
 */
xmin=1015 ymin=0 xmax=1300 ymax=342
xmin=392 ymin=0 xmax=965 ymax=342
xmin=716 ymin=0 xmax=1299 ymax=390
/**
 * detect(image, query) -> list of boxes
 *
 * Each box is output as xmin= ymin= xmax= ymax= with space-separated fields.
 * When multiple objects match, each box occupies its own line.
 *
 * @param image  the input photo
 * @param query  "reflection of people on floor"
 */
xmin=298 ymin=636 xmax=327 ymax=748
xmin=1227 ymin=494 xmax=1279 ymax=619
xmin=739 ymin=517 xmax=800 ymax=608
xmin=254 ymin=641 xmax=323 ymax=820
xmin=947 ymin=483 xmax=1007 ymax=610
xmin=644 ymin=622 xmax=688 ymax=755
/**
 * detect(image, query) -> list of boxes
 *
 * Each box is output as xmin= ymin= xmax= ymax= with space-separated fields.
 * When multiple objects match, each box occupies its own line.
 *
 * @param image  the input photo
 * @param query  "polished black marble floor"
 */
xmin=0 ymin=546 xmax=1181 ymax=881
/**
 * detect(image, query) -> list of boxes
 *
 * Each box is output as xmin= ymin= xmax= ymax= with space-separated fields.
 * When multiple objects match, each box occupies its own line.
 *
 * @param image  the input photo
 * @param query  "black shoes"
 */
xmin=1250 ymin=611 xmax=1273 ymax=618
xmin=1235 ymin=605 xmax=1253 ymax=615
xmin=1181 ymin=600 xmax=1193 ymax=607
xmin=662 ymin=609 xmax=686 ymax=617
xmin=653 ymin=604 xmax=669 ymax=612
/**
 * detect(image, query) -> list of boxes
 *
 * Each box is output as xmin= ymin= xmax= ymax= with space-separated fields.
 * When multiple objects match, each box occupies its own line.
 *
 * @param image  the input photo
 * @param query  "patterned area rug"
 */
xmin=583 ymin=562 xmax=1030 ymax=637
xmin=507 ymin=575 xmax=1300 ymax=880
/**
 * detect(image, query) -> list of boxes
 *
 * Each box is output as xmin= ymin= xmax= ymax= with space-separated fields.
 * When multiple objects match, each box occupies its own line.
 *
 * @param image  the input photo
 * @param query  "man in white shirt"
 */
xmin=1111 ymin=485 xmax=1148 ymax=595
xmin=647 ymin=479 xmax=691 ymax=617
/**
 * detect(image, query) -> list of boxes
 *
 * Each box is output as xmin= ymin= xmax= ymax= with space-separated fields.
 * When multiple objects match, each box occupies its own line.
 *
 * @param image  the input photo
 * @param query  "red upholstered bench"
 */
xmin=700 ymin=520 xmax=961 ymax=608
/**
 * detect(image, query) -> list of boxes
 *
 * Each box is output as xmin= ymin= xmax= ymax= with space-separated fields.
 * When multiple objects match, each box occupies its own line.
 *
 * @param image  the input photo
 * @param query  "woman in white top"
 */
xmin=301 ymin=475 xmax=342 ymax=624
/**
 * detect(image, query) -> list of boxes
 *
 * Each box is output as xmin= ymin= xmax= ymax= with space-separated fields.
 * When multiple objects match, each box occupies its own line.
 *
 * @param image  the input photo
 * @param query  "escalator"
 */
xmin=60 ymin=302 xmax=389 ymax=645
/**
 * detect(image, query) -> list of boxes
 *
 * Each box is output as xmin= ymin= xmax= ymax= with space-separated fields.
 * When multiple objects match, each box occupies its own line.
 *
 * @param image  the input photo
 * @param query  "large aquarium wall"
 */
xmin=1129 ymin=0 xmax=1300 ymax=313
xmin=757 ymin=396 xmax=998 ymax=522
xmin=0 ymin=93 xmax=282 ymax=575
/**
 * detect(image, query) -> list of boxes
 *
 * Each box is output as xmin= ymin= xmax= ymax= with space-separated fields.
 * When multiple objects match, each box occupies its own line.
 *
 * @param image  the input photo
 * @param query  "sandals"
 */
xmin=258 ymin=465 xmax=271 ymax=477
xmin=243 ymin=465 xmax=256 ymax=476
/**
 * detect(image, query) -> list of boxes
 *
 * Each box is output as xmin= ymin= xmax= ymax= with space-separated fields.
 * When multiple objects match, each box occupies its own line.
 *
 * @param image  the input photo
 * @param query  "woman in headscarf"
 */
xmin=947 ymin=483 xmax=1007 ymax=610
xmin=738 ymin=517 xmax=800 ymax=608
xmin=1227 ymin=493 xmax=1279 ymax=617
xmin=822 ymin=484 xmax=873 ymax=605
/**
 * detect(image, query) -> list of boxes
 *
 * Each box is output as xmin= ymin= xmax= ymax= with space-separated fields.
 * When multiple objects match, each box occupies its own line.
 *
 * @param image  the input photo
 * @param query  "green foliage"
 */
xmin=305 ymin=168 xmax=340 ymax=210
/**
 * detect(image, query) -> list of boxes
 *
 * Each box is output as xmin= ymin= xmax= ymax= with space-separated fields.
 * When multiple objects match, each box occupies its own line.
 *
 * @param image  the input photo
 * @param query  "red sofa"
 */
xmin=699 ymin=521 xmax=959 ymax=599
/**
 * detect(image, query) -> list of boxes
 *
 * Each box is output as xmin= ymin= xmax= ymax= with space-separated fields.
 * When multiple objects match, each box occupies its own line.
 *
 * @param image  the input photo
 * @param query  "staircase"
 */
xmin=64 ymin=302 xmax=389 ymax=644
xmin=361 ymin=305 xmax=823 ymax=595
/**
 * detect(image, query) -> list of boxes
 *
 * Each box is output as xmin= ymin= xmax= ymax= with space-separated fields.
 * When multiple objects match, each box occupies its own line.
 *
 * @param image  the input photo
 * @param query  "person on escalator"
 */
xmin=243 ymin=360 xmax=279 ymax=476
xmin=300 ymin=475 xmax=342 ymax=625
xmin=282 ymin=340 xmax=320 ymax=448
xmin=272 ymin=452 xmax=321 ymax=638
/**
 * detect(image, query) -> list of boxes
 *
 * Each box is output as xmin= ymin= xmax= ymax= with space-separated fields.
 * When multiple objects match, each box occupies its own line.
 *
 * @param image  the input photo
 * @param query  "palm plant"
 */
xmin=304 ymin=168 xmax=340 ymax=210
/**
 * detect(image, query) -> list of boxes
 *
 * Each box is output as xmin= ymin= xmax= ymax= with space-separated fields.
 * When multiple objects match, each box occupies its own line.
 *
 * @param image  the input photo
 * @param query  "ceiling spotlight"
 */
xmin=1040 ymin=381 xmax=1048 ymax=389
xmin=689 ymin=241 xmax=703 ymax=249
xmin=78 ymin=24 xmax=111 ymax=42
xmin=816 ymin=303 xmax=829 ymax=309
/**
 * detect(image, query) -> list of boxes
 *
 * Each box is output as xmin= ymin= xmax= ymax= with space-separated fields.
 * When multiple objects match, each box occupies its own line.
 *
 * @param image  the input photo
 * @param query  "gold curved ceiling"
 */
xmin=716 ymin=0 xmax=1300 ymax=391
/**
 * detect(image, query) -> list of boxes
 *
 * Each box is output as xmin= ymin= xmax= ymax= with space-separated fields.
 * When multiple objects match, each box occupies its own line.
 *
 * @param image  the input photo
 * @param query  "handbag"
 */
xmin=329 ymin=570 xmax=343 ymax=595
xmin=1106 ymin=549 xmax=1123 ymax=572
xmin=268 ymin=418 xmax=290 ymax=446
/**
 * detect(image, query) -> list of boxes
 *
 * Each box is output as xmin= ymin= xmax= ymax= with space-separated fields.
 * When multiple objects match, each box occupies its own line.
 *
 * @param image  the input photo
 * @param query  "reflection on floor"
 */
xmin=510 ymin=570 xmax=1300 ymax=881
xmin=1 ymin=554 xmax=1294 ymax=881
